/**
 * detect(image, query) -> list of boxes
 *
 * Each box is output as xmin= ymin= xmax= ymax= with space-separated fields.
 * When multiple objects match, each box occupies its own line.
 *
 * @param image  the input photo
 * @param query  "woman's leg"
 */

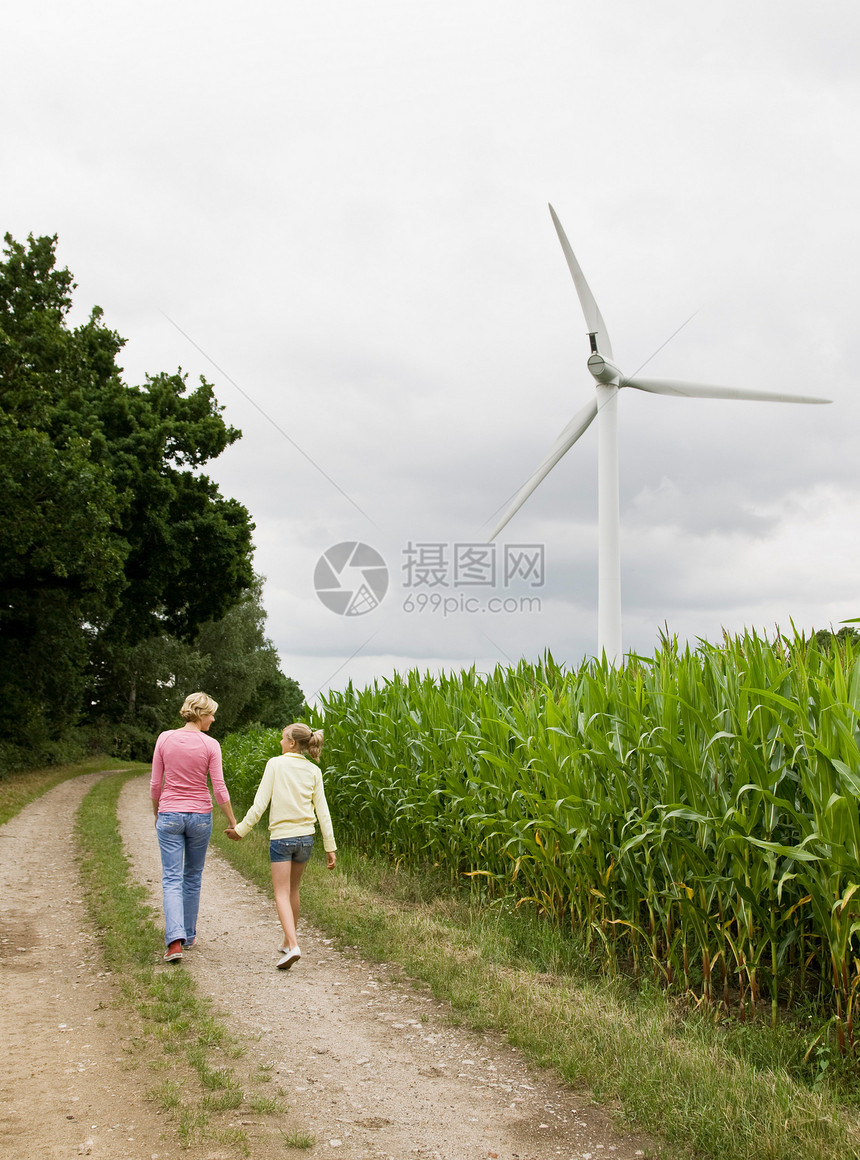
xmin=181 ymin=813 xmax=213 ymax=944
xmin=271 ymin=858 xmax=308 ymax=949
xmin=155 ymin=814 xmax=187 ymax=946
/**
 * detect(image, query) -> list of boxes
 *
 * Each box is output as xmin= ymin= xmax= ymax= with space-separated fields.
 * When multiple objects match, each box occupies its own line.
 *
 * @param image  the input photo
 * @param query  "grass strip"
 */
xmin=75 ymin=772 xmax=309 ymax=1155
xmin=0 ymin=755 xmax=149 ymax=826
xmin=211 ymin=828 xmax=860 ymax=1160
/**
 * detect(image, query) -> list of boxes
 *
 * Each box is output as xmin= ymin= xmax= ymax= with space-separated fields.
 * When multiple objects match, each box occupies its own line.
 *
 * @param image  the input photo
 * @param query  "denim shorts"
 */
xmin=270 ymin=835 xmax=314 ymax=863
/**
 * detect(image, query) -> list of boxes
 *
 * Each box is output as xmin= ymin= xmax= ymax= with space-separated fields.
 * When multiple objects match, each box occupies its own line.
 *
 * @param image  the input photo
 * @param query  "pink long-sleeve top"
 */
xmin=150 ymin=728 xmax=231 ymax=814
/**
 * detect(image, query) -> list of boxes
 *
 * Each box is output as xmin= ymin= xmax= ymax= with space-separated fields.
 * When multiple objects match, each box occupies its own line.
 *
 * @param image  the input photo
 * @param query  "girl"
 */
xmin=226 ymin=723 xmax=336 ymax=969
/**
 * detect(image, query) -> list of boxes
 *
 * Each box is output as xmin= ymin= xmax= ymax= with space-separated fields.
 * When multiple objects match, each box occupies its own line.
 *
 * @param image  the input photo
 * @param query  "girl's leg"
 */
xmin=271 ymin=859 xmax=308 ymax=949
xmin=290 ymin=858 xmax=307 ymax=931
xmin=289 ymin=837 xmax=313 ymax=937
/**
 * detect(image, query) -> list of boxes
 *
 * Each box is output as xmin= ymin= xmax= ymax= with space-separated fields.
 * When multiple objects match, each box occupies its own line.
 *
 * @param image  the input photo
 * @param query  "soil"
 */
xmin=0 ymin=771 xmax=655 ymax=1160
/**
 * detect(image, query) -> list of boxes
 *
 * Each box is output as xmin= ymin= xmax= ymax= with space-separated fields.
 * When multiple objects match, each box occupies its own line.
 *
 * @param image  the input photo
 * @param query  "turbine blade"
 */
xmin=548 ymin=204 xmax=613 ymax=359
xmin=488 ymin=398 xmax=598 ymax=541
xmin=624 ymin=377 xmax=832 ymax=405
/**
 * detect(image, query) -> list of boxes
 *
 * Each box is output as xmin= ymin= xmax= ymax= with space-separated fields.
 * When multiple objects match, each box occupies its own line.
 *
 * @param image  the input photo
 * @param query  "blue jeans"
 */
xmin=155 ymin=812 xmax=213 ymax=946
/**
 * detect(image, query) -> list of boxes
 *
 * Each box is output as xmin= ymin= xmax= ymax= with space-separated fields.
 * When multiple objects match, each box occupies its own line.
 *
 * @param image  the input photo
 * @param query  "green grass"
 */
xmin=201 ymin=1087 xmax=244 ymax=1111
xmin=279 ymin=1127 xmax=315 ymax=1149
xmin=148 ymin=1077 xmax=185 ymax=1111
xmin=249 ymin=1094 xmax=288 ymax=1114
xmin=210 ymin=827 xmax=860 ymax=1160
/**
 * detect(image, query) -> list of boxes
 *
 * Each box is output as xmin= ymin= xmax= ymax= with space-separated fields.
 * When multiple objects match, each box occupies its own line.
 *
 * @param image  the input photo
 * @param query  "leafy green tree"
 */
xmin=194 ymin=577 xmax=305 ymax=735
xmin=0 ymin=232 xmax=255 ymax=754
xmin=241 ymin=669 xmax=306 ymax=732
xmin=88 ymin=578 xmax=306 ymax=759
xmin=812 ymin=626 xmax=860 ymax=653
xmin=86 ymin=632 xmax=210 ymax=760
xmin=92 ymin=368 xmax=255 ymax=644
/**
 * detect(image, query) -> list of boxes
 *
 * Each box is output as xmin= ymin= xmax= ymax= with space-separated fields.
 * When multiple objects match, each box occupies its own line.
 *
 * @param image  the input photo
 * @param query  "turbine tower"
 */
xmin=489 ymin=205 xmax=832 ymax=665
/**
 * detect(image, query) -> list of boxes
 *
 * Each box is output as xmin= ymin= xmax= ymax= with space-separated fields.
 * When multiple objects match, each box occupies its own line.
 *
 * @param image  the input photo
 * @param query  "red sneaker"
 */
xmin=164 ymin=940 xmax=183 ymax=962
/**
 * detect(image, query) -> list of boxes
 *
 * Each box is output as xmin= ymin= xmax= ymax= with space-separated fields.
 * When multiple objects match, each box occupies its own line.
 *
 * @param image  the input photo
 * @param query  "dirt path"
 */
xmin=1 ymin=772 xmax=654 ymax=1160
xmin=0 ymin=773 xmax=171 ymax=1159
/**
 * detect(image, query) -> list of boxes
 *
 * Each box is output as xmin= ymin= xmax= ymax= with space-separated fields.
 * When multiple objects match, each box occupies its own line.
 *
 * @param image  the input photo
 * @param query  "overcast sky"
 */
xmin=5 ymin=1 xmax=859 ymax=702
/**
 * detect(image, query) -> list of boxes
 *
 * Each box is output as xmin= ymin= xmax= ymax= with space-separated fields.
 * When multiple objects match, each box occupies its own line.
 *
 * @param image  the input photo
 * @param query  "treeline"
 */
xmin=0 ymin=233 xmax=302 ymax=770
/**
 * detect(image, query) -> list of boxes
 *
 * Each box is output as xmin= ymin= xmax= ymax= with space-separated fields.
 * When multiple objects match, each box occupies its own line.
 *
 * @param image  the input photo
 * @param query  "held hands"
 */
xmin=224 ymin=827 xmax=242 ymax=842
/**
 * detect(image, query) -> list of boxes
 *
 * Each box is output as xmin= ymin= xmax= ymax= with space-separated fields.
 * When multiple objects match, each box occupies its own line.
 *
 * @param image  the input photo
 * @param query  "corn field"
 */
xmin=221 ymin=726 xmax=283 ymax=814
xmin=305 ymin=630 xmax=860 ymax=1046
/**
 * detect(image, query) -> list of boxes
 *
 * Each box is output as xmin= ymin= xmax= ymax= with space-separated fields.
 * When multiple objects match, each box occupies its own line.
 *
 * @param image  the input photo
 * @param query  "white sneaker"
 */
xmin=276 ymin=946 xmax=301 ymax=970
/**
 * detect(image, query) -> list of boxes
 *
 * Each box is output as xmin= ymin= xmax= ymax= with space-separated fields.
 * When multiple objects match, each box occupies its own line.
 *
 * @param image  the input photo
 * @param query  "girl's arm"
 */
xmin=231 ymin=760 xmax=277 ymax=837
xmin=312 ymin=771 xmax=337 ymax=856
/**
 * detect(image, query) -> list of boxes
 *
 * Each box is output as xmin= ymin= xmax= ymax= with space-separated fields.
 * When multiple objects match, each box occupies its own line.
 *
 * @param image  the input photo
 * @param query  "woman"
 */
xmin=226 ymin=722 xmax=336 ymax=969
xmin=151 ymin=691 xmax=237 ymax=962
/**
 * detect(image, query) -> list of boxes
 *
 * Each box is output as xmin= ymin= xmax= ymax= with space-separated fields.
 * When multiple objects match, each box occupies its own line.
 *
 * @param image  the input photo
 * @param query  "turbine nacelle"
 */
xmin=587 ymin=353 xmax=623 ymax=385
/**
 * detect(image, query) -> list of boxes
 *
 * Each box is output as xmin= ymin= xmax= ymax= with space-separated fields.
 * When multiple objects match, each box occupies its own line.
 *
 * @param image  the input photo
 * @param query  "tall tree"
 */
xmin=88 ymin=577 xmax=306 ymax=759
xmin=195 ymin=577 xmax=306 ymax=735
xmin=0 ymin=232 xmax=255 ymax=755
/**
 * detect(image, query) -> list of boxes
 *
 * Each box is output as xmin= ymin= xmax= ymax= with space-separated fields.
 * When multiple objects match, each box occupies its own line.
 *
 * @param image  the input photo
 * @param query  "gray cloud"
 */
xmin=5 ymin=0 xmax=858 ymax=694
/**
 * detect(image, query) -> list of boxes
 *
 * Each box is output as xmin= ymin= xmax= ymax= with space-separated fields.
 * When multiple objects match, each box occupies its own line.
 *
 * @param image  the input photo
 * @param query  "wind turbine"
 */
xmin=489 ymin=205 xmax=832 ymax=665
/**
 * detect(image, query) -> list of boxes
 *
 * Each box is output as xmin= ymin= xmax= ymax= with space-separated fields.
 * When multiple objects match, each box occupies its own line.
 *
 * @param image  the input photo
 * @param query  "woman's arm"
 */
xmin=207 ymin=737 xmax=237 ymax=825
xmin=150 ymin=734 xmax=165 ymax=821
xmin=218 ymin=797 xmax=238 ymax=829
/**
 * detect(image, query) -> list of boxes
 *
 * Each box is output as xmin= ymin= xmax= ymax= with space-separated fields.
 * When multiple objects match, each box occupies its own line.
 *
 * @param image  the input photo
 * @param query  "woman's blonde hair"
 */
xmin=179 ymin=692 xmax=218 ymax=722
xmin=285 ymin=722 xmax=323 ymax=762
